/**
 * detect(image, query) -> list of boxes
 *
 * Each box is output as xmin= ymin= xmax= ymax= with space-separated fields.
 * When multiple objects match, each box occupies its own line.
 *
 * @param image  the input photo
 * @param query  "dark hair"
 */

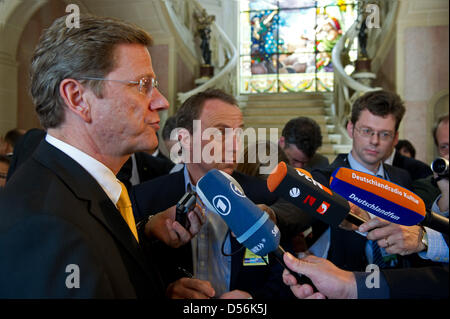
xmin=395 ymin=139 xmax=416 ymax=158
xmin=4 ymin=129 xmax=25 ymax=147
xmin=351 ymin=90 xmax=405 ymax=131
xmin=432 ymin=114 xmax=449 ymax=146
xmin=281 ymin=117 xmax=323 ymax=158
xmin=162 ymin=115 xmax=178 ymax=141
xmin=176 ymin=88 xmax=238 ymax=134
xmin=236 ymin=141 xmax=289 ymax=179
xmin=30 ymin=14 xmax=153 ymax=129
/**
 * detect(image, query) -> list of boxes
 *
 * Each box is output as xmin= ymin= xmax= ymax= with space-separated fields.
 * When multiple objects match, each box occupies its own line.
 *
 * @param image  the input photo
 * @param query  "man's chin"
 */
xmin=219 ymin=163 xmax=237 ymax=175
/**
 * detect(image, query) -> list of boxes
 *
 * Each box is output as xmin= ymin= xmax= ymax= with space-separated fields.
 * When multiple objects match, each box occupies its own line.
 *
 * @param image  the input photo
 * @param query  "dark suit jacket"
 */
xmin=305 ymin=153 xmax=330 ymax=171
xmin=131 ymin=168 xmax=295 ymax=298
xmin=117 ymin=151 xmax=174 ymax=191
xmin=0 ymin=140 xmax=165 ymax=298
xmin=382 ymin=266 xmax=449 ymax=298
xmin=310 ymin=153 xmax=438 ymax=271
xmin=392 ymin=151 xmax=433 ymax=181
xmin=6 ymin=128 xmax=46 ymax=181
xmin=412 ymin=176 xmax=442 ymax=210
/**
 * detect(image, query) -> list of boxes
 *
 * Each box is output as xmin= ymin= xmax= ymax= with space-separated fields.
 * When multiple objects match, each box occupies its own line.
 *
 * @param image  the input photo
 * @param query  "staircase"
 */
xmin=238 ymin=93 xmax=351 ymax=163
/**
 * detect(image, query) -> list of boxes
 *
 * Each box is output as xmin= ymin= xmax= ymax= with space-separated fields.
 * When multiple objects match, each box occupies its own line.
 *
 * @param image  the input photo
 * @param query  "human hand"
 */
xmin=282 ymin=252 xmax=357 ymax=299
xmin=359 ymin=217 xmax=425 ymax=255
xmin=339 ymin=202 xmax=370 ymax=231
xmin=435 ymin=174 xmax=449 ymax=212
xmin=257 ymin=204 xmax=277 ymax=224
xmin=166 ymin=277 xmax=215 ymax=299
xmin=219 ymin=290 xmax=252 ymax=299
xmin=145 ymin=204 xmax=206 ymax=248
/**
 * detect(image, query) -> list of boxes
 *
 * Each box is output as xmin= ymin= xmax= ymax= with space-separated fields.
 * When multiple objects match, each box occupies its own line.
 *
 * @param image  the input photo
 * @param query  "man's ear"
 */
xmin=59 ymin=78 xmax=92 ymax=123
xmin=393 ymin=131 xmax=399 ymax=147
xmin=346 ymin=120 xmax=354 ymax=139
xmin=279 ymin=136 xmax=285 ymax=149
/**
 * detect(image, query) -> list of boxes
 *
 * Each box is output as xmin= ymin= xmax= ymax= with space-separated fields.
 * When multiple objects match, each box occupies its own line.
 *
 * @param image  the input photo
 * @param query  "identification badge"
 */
xmin=243 ymin=249 xmax=269 ymax=266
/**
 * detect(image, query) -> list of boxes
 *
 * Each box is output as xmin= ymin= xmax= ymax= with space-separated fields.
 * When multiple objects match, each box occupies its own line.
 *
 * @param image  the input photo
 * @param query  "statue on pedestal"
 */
xmin=195 ymin=9 xmax=215 ymax=66
xmin=194 ymin=9 xmax=215 ymax=78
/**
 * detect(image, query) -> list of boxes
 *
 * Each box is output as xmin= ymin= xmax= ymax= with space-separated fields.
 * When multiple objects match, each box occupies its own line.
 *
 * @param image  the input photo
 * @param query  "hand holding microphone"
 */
xmin=196 ymin=169 xmax=305 ymax=283
xmin=330 ymin=167 xmax=449 ymax=234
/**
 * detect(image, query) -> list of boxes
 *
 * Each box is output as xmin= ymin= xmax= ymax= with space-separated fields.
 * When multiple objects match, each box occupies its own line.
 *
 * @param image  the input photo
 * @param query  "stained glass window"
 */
xmin=239 ymin=0 xmax=358 ymax=93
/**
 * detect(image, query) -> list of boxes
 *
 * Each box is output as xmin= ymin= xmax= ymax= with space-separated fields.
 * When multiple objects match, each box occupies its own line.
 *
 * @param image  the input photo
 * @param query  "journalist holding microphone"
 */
xmin=361 ymin=114 xmax=449 ymax=263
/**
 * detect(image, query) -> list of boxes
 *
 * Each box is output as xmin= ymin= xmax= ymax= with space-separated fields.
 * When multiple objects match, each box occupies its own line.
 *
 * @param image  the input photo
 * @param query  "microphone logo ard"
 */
xmin=196 ymin=169 xmax=281 ymax=256
xmin=212 ymin=195 xmax=231 ymax=216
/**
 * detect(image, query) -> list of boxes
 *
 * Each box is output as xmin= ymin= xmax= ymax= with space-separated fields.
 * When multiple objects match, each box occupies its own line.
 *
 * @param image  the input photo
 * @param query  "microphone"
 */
xmin=330 ymin=167 xmax=449 ymax=234
xmin=266 ymin=161 xmax=367 ymax=228
xmin=196 ymin=169 xmax=303 ymax=281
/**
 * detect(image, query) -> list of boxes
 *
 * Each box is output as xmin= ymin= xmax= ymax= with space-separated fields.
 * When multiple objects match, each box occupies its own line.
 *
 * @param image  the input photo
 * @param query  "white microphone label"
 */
xmin=230 ymin=182 xmax=246 ymax=198
xmin=289 ymin=187 xmax=301 ymax=198
xmin=212 ymin=195 xmax=231 ymax=216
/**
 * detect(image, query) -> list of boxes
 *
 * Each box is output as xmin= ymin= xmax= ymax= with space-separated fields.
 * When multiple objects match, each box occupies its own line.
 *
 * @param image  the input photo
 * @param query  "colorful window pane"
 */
xmin=239 ymin=0 xmax=358 ymax=93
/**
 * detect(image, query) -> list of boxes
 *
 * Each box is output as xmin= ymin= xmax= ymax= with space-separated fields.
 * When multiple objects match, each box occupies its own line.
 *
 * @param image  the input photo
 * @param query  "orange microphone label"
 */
xmin=333 ymin=167 xmax=426 ymax=217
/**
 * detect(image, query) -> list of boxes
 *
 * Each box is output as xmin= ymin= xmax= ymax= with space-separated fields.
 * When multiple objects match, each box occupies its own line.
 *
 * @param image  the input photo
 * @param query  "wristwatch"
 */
xmin=420 ymin=226 xmax=428 ymax=252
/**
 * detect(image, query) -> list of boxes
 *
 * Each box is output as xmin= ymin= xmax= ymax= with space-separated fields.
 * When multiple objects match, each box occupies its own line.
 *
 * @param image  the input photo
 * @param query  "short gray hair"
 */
xmin=30 ymin=14 xmax=153 ymax=129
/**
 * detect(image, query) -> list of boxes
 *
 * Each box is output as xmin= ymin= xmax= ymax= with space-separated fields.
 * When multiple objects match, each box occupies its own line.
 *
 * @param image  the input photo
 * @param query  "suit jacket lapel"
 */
xmin=33 ymin=140 xmax=153 ymax=277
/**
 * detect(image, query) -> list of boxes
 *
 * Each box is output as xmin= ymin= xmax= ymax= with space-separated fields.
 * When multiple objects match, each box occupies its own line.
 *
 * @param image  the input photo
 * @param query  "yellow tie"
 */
xmin=117 ymin=181 xmax=139 ymax=243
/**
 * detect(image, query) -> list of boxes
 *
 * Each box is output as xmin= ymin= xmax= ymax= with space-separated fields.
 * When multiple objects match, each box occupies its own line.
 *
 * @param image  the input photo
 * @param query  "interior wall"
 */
xmin=396 ymin=0 xmax=449 ymax=164
xmin=16 ymin=0 xmax=68 ymax=130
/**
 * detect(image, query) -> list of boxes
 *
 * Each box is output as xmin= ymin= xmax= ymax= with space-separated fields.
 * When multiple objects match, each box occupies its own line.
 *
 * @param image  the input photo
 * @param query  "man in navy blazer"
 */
xmin=309 ymin=91 xmax=446 ymax=282
xmin=132 ymin=89 xmax=311 ymax=299
xmin=0 ymin=15 xmax=172 ymax=298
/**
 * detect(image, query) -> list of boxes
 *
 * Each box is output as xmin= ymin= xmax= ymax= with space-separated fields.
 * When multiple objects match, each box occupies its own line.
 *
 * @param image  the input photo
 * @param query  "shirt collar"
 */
xmin=183 ymin=164 xmax=195 ymax=193
xmin=45 ymin=134 xmax=122 ymax=205
xmin=384 ymin=148 xmax=395 ymax=165
xmin=347 ymin=151 xmax=386 ymax=179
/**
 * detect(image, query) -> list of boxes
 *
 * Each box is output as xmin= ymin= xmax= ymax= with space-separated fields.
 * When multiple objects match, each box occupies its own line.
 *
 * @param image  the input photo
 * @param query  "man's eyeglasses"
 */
xmin=354 ymin=126 xmax=395 ymax=141
xmin=79 ymin=77 xmax=159 ymax=96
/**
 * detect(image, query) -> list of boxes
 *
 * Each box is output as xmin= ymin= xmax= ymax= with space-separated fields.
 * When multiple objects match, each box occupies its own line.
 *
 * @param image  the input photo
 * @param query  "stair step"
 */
xmin=242 ymin=107 xmax=325 ymax=116
xmin=244 ymin=115 xmax=329 ymax=125
xmin=238 ymin=92 xmax=333 ymax=102
xmin=243 ymin=123 xmax=336 ymax=134
xmin=241 ymin=100 xmax=329 ymax=108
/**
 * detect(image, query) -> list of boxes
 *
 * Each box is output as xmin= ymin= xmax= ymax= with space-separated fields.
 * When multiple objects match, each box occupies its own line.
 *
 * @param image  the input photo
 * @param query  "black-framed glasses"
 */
xmin=354 ymin=126 xmax=395 ymax=141
xmin=79 ymin=77 xmax=159 ymax=96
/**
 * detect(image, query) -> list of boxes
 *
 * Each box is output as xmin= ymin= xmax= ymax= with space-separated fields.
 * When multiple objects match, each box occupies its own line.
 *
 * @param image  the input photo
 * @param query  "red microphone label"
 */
xmin=316 ymin=201 xmax=330 ymax=215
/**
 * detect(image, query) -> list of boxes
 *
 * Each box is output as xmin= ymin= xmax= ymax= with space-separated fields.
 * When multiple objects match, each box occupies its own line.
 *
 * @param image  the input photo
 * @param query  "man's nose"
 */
xmin=150 ymin=88 xmax=169 ymax=111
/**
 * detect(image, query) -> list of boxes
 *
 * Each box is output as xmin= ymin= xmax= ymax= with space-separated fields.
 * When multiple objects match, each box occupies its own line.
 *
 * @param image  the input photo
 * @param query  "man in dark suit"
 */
xmin=310 ymin=90 xmax=445 ymax=273
xmin=0 ymin=15 xmax=177 ymax=298
xmin=132 ymin=89 xmax=310 ymax=299
xmin=383 ymin=142 xmax=432 ymax=181
xmin=279 ymin=116 xmax=329 ymax=171
xmin=117 ymin=151 xmax=174 ymax=194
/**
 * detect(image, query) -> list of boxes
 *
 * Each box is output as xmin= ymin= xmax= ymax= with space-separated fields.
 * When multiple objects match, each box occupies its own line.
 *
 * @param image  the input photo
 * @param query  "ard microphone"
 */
xmin=196 ymin=169 xmax=303 ymax=281
xmin=330 ymin=167 xmax=449 ymax=234
xmin=267 ymin=161 xmax=367 ymax=227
